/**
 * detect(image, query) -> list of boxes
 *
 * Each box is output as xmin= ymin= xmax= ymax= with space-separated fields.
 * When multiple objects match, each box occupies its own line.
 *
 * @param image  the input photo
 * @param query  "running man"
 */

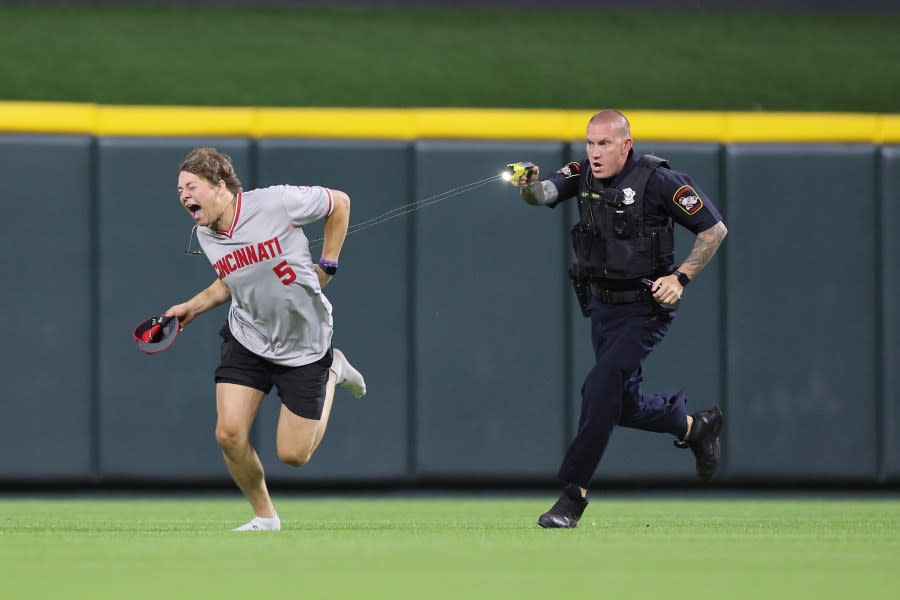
xmin=165 ymin=147 xmax=366 ymax=532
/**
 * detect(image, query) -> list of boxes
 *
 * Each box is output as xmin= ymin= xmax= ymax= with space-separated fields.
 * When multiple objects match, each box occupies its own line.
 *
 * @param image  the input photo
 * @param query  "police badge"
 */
xmin=622 ymin=187 xmax=636 ymax=205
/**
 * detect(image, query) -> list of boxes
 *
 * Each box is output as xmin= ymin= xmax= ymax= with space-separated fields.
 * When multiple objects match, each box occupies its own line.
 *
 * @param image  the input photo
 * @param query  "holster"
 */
xmin=568 ymin=265 xmax=592 ymax=317
xmin=640 ymin=278 xmax=680 ymax=315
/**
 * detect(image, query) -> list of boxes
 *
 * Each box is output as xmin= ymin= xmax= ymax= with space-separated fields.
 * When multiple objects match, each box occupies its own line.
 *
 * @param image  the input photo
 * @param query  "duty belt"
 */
xmin=589 ymin=283 xmax=647 ymax=305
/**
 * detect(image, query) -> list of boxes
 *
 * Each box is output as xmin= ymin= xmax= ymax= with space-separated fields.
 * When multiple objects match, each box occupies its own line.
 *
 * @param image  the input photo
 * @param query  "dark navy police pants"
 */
xmin=558 ymin=296 xmax=689 ymax=488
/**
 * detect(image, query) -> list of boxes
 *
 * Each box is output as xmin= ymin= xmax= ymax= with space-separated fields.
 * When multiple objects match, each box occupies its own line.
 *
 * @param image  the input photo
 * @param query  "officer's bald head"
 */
xmin=588 ymin=110 xmax=631 ymax=138
xmin=585 ymin=109 xmax=633 ymax=179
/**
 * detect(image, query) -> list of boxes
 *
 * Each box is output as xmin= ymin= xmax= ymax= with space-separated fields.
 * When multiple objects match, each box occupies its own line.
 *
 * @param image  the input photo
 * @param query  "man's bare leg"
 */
xmin=216 ymin=382 xmax=279 ymax=527
xmin=276 ymin=372 xmax=337 ymax=466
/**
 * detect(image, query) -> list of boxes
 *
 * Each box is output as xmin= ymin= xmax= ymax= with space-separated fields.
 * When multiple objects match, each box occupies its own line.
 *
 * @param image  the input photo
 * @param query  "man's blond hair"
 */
xmin=179 ymin=147 xmax=243 ymax=194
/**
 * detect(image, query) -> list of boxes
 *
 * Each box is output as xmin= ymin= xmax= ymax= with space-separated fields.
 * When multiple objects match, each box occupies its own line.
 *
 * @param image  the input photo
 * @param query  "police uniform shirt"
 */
xmin=198 ymin=185 xmax=335 ymax=367
xmin=544 ymin=151 xmax=723 ymax=235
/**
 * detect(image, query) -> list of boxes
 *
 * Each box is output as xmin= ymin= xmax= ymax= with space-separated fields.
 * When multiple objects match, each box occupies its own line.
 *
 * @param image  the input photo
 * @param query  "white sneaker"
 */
xmin=331 ymin=348 xmax=366 ymax=398
xmin=231 ymin=515 xmax=281 ymax=532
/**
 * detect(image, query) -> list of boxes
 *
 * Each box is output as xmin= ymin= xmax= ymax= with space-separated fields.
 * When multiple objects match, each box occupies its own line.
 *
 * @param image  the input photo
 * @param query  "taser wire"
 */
xmin=184 ymin=173 xmax=505 ymax=255
xmin=307 ymin=174 xmax=504 ymax=249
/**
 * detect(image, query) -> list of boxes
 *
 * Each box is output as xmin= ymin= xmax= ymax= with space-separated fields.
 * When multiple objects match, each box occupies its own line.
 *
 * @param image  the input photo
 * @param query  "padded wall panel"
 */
xmin=96 ymin=138 xmax=251 ymax=479
xmin=253 ymin=139 xmax=411 ymax=480
xmin=414 ymin=141 xmax=568 ymax=477
xmin=881 ymin=146 xmax=900 ymax=481
xmin=724 ymin=144 xmax=878 ymax=480
xmin=0 ymin=135 xmax=94 ymax=478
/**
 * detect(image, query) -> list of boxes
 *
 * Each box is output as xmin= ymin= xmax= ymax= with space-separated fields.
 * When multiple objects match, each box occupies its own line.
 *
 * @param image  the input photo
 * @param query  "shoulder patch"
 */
xmin=672 ymin=185 xmax=703 ymax=215
xmin=556 ymin=161 xmax=582 ymax=179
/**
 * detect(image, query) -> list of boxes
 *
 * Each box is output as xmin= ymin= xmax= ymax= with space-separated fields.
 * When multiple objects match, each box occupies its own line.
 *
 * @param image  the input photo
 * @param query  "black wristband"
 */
xmin=318 ymin=258 xmax=338 ymax=275
xmin=673 ymin=270 xmax=690 ymax=287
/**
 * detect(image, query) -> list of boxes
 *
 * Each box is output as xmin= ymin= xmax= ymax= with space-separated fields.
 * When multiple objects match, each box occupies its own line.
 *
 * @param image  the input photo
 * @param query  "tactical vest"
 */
xmin=572 ymin=155 xmax=675 ymax=280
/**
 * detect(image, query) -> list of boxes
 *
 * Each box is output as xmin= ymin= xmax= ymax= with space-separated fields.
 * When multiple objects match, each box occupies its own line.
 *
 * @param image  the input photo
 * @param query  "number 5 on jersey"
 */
xmin=273 ymin=260 xmax=296 ymax=285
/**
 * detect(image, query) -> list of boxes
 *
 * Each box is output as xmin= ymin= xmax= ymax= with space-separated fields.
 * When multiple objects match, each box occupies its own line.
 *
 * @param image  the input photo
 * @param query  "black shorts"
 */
xmin=215 ymin=324 xmax=333 ymax=420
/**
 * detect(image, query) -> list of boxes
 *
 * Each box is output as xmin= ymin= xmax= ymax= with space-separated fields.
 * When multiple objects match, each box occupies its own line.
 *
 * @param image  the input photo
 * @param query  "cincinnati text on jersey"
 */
xmin=213 ymin=236 xmax=284 ymax=279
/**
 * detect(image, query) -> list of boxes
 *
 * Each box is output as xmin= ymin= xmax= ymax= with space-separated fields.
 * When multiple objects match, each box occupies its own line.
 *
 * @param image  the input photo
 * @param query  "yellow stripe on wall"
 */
xmin=878 ymin=115 xmax=900 ymax=144
xmin=0 ymin=102 xmax=897 ymax=143
xmin=97 ymin=105 xmax=258 ymax=137
xmin=256 ymin=108 xmax=416 ymax=139
xmin=0 ymin=102 xmax=99 ymax=135
xmin=723 ymin=112 xmax=883 ymax=143
xmin=413 ymin=109 xmax=572 ymax=141
xmin=627 ymin=111 xmax=728 ymax=142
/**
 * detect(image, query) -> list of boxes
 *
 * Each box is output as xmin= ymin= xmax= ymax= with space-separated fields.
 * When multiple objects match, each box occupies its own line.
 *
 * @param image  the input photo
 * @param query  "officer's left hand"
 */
xmin=649 ymin=275 xmax=683 ymax=306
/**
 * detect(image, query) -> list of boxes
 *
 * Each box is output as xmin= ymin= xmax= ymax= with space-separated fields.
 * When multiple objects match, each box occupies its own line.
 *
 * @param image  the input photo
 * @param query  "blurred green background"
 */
xmin=0 ymin=5 xmax=897 ymax=111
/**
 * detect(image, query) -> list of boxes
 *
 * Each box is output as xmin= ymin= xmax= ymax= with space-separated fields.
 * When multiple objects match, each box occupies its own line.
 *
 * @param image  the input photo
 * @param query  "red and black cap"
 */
xmin=132 ymin=315 xmax=180 ymax=355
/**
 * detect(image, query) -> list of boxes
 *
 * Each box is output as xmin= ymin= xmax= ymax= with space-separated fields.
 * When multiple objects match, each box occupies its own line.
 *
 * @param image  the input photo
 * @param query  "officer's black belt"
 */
xmin=590 ymin=283 xmax=647 ymax=305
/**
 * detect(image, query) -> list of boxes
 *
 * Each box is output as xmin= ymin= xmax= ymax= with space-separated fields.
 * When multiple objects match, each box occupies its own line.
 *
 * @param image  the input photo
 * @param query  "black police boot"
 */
xmin=538 ymin=484 xmax=588 ymax=529
xmin=674 ymin=406 xmax=723 ymax=482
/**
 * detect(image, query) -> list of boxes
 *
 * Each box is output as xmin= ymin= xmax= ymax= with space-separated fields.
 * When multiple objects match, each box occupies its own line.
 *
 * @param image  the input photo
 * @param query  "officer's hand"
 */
xmin=649 ymin=275 xmax=683 ymax=306
xmin=512 ymin=165 xmax=540 ymax=188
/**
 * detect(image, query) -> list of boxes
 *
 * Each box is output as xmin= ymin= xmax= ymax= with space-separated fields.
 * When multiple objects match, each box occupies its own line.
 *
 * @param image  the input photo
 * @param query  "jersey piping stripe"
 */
xmin=214 ymin=192 xmax=242 ymax=238
xmin=324 ymin=188 xmax=334 ymax=217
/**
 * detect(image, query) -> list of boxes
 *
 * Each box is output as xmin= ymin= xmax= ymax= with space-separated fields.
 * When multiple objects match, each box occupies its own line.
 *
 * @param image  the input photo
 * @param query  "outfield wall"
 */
xmin=0 ymin=107 xmax=897 ymax=487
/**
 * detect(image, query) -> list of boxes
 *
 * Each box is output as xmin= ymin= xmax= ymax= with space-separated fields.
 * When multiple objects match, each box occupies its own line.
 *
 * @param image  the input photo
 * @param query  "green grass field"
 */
xmin=0 ymin=6 xmax=897 ymax=111
xmin=2 ymin=496 xmax=898 ymax=599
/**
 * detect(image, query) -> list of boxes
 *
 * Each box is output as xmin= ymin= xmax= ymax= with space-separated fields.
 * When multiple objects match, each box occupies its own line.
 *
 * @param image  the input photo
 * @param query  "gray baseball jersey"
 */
xmin=198 ymin=185 xmax=335 ymax=367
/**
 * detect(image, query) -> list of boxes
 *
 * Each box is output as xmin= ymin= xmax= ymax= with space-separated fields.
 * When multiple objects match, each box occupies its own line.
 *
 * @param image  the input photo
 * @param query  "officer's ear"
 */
xmin=623 ymin=137 xmax=634 ymax=152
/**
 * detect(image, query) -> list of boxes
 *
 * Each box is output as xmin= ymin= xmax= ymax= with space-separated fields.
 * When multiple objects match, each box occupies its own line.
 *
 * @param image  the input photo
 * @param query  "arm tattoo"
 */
xmin=520 ymin=180 xmax=559 ymax=206
xmin=680 ymin=221 xmax=728 ymax=277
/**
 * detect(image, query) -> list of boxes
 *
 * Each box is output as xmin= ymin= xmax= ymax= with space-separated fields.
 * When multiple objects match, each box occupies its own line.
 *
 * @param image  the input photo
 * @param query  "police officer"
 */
xmin=513 ymin=110 xmax=728 ymax=529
